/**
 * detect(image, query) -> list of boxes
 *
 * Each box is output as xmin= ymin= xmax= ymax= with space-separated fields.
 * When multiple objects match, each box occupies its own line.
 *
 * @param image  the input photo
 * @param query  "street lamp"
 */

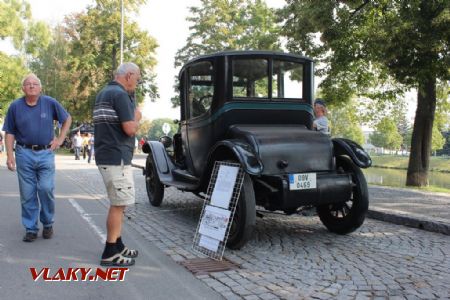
xmin=120 ymin=0 xmax=124 ymax=64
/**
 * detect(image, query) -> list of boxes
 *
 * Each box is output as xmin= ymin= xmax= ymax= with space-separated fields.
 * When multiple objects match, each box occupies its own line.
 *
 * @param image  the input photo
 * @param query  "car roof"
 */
xmin=181 ymin=50 xmax=313 ymax=73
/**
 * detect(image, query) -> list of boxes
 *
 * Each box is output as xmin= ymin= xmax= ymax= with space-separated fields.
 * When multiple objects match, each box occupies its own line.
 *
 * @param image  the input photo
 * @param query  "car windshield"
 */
xmin=232 ymin=58 xmax=304 ymax=100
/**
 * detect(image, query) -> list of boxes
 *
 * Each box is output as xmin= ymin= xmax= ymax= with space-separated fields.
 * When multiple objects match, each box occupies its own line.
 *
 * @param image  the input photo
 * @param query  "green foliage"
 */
xmin=30 ymin=26 xmax=70 ymax=108
xmin=328 ymin=100 xmax=365 ymax=145
xmin=0 ymin=0 xmax=31 ymax=117
xmin=172 ymin=0 xmax=281 ymax=107
xmin=370 ymin=155 xmax=450 ymax=173
xmin=370 ymin=117 xmax=403 ymax=150
xmin=59 ymin=0 xmax=158 ymax=122
xmin=147 ymin=118 xmax=178 ymax=140
xmin=391 ymin=99 xmax=411 ymax=150
xmin=281 ymin=0 xmax=449 ymax=100
xmin=431 ymin=123 xmax=445 ymax=152
xmin=435 ymin=83 xmax=450 ymax=131
xmin=0 ymin=0 xmax=31 ymax=49
xmin=280 ymin=0 xmax=449 ymax=186
xmin=175 ymin=0 xmax=281 ymax=67
xmin=0 ymin=0 xmax=158 ymax=124
xmin=23 ymin=20 xmax=51 ymax=57
xmin=0 ymin=52 xmax=28 ymax=116
xmin=137 ymin=119 xmax=152 ymax=138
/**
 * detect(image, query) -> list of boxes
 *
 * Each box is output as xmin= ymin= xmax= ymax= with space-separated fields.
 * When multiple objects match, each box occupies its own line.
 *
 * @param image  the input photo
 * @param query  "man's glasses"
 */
xmin=128 ymin=72 xmax=143 ymax=85
xmin=23 ymin=83 xmax=40 ymax=87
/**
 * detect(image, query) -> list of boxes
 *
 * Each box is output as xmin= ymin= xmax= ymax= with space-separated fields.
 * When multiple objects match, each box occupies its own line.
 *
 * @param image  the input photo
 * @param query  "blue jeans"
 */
xmin=15 ymin=145 xmax=55 ymax=233
xmin=74 ymin=147 xmax=81 ymax=160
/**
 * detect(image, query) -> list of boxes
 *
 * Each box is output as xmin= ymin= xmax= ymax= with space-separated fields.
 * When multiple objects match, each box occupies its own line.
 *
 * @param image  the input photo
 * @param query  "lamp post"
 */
xmin=120 ymin=0 xmax=124 ymax=64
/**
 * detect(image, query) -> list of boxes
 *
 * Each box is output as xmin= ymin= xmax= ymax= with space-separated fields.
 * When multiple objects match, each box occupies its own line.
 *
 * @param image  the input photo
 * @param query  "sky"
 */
xmin=25 ymin=0 xmax=285 ymax=121
xmin=10 ymin=0 xmax=417 ymax=124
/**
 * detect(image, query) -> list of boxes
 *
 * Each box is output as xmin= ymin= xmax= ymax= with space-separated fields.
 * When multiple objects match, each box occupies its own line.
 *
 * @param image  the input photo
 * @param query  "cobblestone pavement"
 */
xmin=60 ymin=156 xmax=450 ymax=300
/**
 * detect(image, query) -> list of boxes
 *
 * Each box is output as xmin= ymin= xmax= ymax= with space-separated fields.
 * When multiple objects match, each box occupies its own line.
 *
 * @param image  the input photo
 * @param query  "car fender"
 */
xmin=142 ymin=141 xmax=176 ymax=183
xmin=332 ymin=138 xmax=372 ymax=168
xmin=208 ymin=140 xmax=263 ymax=175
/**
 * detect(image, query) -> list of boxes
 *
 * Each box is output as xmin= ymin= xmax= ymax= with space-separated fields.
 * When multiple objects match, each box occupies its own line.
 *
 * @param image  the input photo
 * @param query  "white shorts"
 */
xmin=98 ymin=164 xmax=135 ymax=206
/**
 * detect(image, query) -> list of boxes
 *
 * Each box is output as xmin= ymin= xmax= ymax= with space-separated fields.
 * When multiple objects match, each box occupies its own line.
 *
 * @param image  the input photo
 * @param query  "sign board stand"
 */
xmin=192 ymin=161 xmax=244 ymax=260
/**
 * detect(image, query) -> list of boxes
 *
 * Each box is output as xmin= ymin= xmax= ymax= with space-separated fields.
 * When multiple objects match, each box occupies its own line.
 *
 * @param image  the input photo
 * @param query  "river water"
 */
xmin=362 ymin=167 xmax=450 ymax=189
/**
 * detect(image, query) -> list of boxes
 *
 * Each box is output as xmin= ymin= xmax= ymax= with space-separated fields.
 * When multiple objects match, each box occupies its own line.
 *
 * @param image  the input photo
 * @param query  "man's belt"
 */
xmin=16 ymin=142 xmax=51 ymax=151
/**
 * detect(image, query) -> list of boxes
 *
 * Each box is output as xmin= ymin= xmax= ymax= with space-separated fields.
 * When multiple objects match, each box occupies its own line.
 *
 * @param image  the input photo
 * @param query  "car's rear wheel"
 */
xmin=145 ymin=155 xmax=164 ymax=207
xmin=226 ymin=172 xmax=256 ymax=249
xmin=317 ymin=156 xmax=368 ymax=234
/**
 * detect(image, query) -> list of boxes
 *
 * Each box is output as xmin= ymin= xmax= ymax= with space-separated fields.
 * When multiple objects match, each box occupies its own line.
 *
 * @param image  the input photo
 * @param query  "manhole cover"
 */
xmin=180 ymin=258 xmax=240 ymax=275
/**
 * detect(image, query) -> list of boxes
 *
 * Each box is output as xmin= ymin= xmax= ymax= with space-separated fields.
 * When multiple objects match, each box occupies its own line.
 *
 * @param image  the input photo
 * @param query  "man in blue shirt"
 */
xmin=3 ymin=74 xmax=72 ymax=242
xmin=94 ymin=62 xmax=142 ymax=266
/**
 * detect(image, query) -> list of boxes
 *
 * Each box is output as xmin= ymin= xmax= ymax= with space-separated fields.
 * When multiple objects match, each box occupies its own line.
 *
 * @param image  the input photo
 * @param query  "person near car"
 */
xmin=87 ymin=133 xmax=94 ymax=163
xmin=2 ymin=73 xmax=72 ymax=242
xmin=0 ymin=131 xmax=3 ymax=156
xmin=82 ymin=133 xmax=89 ymax=160
xmin=93 ymin=62 xmax=142 ymax=266
xmin=138 ymin=137 xmax=145 ymax=153
xmin=313 ymin=98 xmax=329 ymax=134
xmin=72 ymin=131 xmax=83 ymax=160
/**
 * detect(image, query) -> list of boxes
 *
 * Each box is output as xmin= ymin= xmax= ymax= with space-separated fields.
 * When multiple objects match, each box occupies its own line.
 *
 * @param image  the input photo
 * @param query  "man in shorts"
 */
xmin=93 ymin=62 xmax=142 ymax=266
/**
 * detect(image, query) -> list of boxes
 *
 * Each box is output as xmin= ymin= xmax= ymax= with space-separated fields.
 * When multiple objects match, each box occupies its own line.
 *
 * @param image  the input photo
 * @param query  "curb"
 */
xmin=367 ymin=209 xmax=450 ymax=236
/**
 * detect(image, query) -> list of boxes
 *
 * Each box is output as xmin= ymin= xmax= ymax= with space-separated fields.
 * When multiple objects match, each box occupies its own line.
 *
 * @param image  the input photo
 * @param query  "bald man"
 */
xmin=94 ymin=63 xmax=142 ymax=266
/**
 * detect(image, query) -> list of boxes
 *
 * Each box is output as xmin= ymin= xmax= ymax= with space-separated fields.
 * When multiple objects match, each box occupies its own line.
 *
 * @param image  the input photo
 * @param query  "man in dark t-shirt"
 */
xmin=94 ymin=62 xmax=142 ymax=266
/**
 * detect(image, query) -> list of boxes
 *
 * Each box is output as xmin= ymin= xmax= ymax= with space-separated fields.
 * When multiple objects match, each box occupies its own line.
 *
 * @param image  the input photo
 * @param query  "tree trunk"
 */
xmin=406 ymin=78 xmax=436 ymax=186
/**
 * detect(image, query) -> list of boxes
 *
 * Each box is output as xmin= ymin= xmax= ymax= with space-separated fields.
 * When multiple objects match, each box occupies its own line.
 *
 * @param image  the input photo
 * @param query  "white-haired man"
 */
xmin=3 ymin=74 xmax=72 ymax=242
xmin=94 ymin=63 xmax=142 ymax=266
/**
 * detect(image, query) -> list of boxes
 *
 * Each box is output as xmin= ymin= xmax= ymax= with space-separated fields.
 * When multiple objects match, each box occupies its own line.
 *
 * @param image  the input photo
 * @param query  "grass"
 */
xmin=55 ymin=148 xmax=74 ymax=156
xmin=370 ymin=154 xmax=450 ymax=173
xmin=368 ymin=182 xmax=450 ymax=194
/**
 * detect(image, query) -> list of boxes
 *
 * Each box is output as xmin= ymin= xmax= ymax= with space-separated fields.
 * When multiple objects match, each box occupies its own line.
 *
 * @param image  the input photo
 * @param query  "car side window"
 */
xmin=188 ymin=61 xmax=214 ymax=119
xmin=272 ymin=60 xmax=303 ymax=99
xmin=232 ymin=58 xmax=268 ymax=98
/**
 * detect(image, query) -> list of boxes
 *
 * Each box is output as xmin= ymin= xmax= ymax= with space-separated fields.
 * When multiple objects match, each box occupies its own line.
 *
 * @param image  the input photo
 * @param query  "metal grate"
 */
xmin=180 ymin=258 xmax=240 ymax=275
xmin=192 ymin=161 xmax=245 ymax=260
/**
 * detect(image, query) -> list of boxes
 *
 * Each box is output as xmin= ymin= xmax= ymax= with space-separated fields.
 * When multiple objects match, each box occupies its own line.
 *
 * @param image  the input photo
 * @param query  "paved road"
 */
xmin=1 ymin=154 xmax=449 ymax=299
xmin=0 ymin=155 xmax=222 ymax=300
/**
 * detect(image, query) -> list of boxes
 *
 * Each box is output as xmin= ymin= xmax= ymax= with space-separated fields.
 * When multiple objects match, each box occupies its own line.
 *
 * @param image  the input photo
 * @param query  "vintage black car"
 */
xmin=142 ymin=51 xmax=371 ymax=249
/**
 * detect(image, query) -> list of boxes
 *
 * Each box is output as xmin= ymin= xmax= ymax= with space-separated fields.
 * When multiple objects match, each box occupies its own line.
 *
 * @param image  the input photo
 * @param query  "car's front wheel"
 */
xmin=317 ymin=156 xmax=368 ymax=234
xmin=226 ymin=172 xmax=256 ymax=249
xmin=145 ymin=154 xmax=164 ymax=207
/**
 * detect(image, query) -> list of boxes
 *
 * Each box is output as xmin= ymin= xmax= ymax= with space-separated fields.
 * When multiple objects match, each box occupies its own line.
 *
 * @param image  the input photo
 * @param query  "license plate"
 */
xmin=288 ymin=173 xmax=317 ymax=190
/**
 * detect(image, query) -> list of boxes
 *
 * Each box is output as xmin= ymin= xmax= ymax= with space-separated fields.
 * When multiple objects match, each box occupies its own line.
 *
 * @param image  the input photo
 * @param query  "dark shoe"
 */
xmin=23 ymin=232 xmax=37 ymax=242
xmin=43 ymin=227 xmax=53 ymax=239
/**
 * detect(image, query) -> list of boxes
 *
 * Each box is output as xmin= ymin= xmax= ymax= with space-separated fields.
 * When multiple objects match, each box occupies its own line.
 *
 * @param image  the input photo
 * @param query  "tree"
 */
xmin=0 ymin=0 xmax=31 ymax=49
xmin=0 ymin=53 xmax=28 ymax=117
xmin=328 ymin=100 xmax=365 ymax=145
xmin=370 ymin=117 xmax=403 ymax=151
xmin=29 ymin=25 xmax=71 ymax=110
xmin=147 ymin=118 xmax=178 ymax=140
xmin=176 ymin=0 xmax=280 ymax=66
xmin=137 ymin=119 xmax=152 ymax=138
xmin=60 ymin=0 xmax=158 ymax=122
xmin=391 ymin=99 xmax=411 ymax=151
xmin=280 ymin=0 xmax=450 ymax=186
xmin=172 ymin=0 xmax=281 ymax=107
xmin=431 ymin=124 xmax=445 ymax=153
xmin=0 ymin=0 xmax=31 ymax=117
